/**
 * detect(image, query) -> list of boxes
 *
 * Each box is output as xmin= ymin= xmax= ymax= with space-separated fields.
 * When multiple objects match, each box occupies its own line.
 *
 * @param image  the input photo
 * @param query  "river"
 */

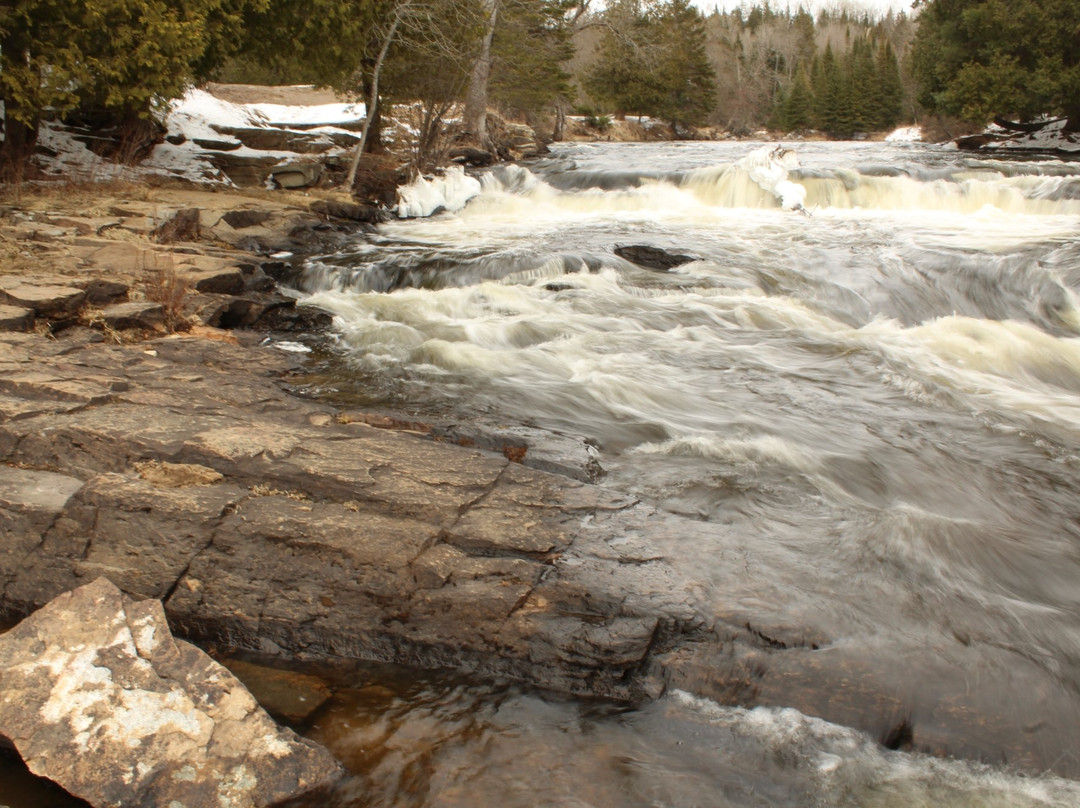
xmin=11 ymin=140 xmax=1080 ymax=806
xmin=287 ymin=140 xmax=1080 ymax=807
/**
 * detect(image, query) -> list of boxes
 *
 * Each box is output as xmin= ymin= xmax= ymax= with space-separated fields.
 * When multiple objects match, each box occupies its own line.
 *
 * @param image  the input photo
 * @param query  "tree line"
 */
xmin=1 ymin=0 xmax=1076 ymax=176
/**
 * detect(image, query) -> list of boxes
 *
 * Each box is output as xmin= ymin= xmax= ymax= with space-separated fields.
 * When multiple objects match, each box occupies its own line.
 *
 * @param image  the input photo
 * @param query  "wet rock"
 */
xmin=614 ymin=244 xmax=695 ymax=271
xmin=309 ymin=199 xmax=385 ymax=223
xmin=222 ymin=658 xmax=333 ymax=723
xmin=0 ymin=304 xmax=33 ymax=332
xmin=0 ymin=578 xmax=343 ymax=807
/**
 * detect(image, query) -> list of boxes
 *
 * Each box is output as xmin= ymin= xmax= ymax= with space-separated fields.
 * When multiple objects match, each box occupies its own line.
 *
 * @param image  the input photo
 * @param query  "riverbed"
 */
xmin=287 ymin=140 xmax=1080 ymax=806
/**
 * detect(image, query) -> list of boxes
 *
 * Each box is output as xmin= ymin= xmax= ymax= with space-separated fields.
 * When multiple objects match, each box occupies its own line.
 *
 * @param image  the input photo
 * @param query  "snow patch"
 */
xmin=740 ymin=145 xmax=809 ymax=213
xmin=886 ymin=125 xmax=922 ymax=142
xmin=396 ymin=166 xmax=483 ymax=218
xmin=35 ymin=86 xmax=367 ymax=186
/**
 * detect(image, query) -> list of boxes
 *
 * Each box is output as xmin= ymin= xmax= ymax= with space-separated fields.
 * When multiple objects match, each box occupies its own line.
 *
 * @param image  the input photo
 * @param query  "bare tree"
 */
xmin=347 ymin=0 xmax=483 ymax=189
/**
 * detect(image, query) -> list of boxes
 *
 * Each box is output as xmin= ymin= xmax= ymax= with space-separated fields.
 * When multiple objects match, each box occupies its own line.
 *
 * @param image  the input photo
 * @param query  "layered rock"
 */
xmin=2 ymin=329 xmax=1079 ymax=778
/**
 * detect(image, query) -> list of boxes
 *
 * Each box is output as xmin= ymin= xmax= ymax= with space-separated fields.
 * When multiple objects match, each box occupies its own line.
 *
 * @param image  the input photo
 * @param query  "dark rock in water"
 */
xmin=0 ymin=578 xmax=343 ymax=807
xmin=222 ymin=658 xmax=333 ymax=723
xmin=449 ymin=147 xmax=495 ymax=167
xmin=955 ymin=133 xmax=1004 ymax=150
xmin=614 ymin=244 xmax=695 ymax=271
xmin=309 ymin=199 xmax=386 ymax=223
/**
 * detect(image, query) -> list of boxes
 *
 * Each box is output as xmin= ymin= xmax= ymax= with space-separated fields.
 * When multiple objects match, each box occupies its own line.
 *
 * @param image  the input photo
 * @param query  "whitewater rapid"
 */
xmin=286 ymin=141 xmax=1080 ymax=807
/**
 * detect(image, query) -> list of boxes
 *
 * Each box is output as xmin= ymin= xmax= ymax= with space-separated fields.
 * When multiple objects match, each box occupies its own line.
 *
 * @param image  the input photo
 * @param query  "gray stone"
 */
xmin=99 ymin=301 xmax=164 ymax=330
xmin=270 ymin=162 xmax=323 ymax=189
xmin=0 ymin=578 xmax=342 ymax=807
xmin=0 ymin=279 xmax=85 ymax=318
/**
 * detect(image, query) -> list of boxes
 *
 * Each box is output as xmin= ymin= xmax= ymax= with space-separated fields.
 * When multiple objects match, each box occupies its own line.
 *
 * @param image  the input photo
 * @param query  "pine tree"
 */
xmin=782 ymin=64 xmax=813 ymax=131
xmin=585 ymin=0 xmax=716 ymax=135
xmin=873 ymin=40 xmax=903 ymax=130
xmin=651 ymin=0 xmax=717 ymax=133
xmin=0 ymin=0 xmax=265 ymax=170
xmin=911 ymin=0 xmax=1080 ymax=126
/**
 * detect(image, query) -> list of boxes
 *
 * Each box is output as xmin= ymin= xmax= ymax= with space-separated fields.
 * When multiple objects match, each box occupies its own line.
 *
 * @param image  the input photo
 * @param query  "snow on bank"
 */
xmin=988 ymin=118 xmax=1080 ymax=153
xmin=35 ymin=87 xmax=366 ymax=185
xmin=396 ymin=166 xmax=482 ymax=218
xmin=886 ymin=126 xmax=922 ymax=142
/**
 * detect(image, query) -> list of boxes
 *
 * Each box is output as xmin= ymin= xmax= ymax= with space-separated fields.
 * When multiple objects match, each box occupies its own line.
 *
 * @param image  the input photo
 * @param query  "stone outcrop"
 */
xmin=2 ymin=327 xmax=1080 ymax=778
xmin=2 ymin=187 xmax=1079 ymax=784
xmin=0 ymin=578 xmax=342 ymax=807
xmin=0 ymin=192 xmax=357 ymax=338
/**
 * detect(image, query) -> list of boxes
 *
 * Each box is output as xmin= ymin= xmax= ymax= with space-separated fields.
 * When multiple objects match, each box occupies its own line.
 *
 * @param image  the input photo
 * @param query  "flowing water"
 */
xmin=10 ymin=141 xmax=1080 ymax=806
xmin=282 ymin=141 xmax=1080 ymax=806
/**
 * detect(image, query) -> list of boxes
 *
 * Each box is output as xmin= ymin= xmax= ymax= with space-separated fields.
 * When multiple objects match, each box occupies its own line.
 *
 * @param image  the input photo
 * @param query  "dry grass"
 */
xmin=137 ymin=250 xmax=190 ymax=333
xmin=81 ymin=308 xmax=126 ymax=344
xmin=0 ymin=178 xmax=153 ymax=215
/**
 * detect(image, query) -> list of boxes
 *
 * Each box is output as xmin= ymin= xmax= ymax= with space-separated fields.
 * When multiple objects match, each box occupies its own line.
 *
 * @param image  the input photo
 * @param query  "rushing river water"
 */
xmin=284 ymin=141 xmax=1080 ymax=806
xmin=11 ymin=140 xmax=1080 ymax=806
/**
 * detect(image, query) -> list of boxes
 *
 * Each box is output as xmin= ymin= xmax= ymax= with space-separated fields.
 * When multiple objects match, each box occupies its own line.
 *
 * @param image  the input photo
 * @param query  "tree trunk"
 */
xmin=0 ymin=102 xmax=39 ymax=183
xmin=463 ymin=0 xmax=498 ymax=148
xmin=553 ymin=99 xmax=567 ymax=142
xmin=346 ymin=6 xmax=405 ymax=191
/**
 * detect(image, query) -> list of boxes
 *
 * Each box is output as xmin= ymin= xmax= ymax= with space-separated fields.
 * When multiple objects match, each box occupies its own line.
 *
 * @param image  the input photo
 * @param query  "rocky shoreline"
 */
xmin=2 ymin=184 xmax=1079 ymax=802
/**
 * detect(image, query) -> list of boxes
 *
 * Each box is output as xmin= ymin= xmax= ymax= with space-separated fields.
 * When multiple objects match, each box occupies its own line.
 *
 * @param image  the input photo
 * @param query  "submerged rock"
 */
xmin=0 ymin=578 xmax=342 ymax=808
xmin=614 ymin=244 xmax=695 ymax=271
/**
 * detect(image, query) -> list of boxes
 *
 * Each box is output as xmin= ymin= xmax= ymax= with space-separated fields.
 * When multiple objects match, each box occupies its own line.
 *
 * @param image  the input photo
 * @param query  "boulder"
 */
xmin=222 ymin=209 xmax=274 ymax=230
xmin=270 ymin=162 xmax=323 ymax=189
xmin=614 ymin=244 xmax=695 ymax=271
xmin=154 ymin=207 xmax=201 ymax=243
xmin=0 ymin=578 xmax=343 ymax=808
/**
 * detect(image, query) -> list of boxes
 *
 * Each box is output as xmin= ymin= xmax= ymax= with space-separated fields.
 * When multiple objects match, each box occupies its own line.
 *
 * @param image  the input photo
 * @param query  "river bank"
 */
xmin=2 ymin=167 xmax=1080 ymax=796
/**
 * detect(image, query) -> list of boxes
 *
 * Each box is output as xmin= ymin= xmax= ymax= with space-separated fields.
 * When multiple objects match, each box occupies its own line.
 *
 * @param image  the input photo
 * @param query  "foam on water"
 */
xmin=294 ymin=142 xmax=1080 ymax=797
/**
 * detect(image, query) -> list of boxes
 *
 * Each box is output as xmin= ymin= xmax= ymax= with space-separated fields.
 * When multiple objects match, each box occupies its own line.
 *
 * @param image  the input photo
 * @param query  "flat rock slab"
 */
xmin=1 ymin=331 xmax=1078 ymax=777
xmin=0 ymin=304 xmax=33 ymax=332
xmin=99 ymin=300 xmax=164 ymax=330
xmin=0 ymin=281 xmax=85 ymax=318
xmin=0 ymin=578 xmax=342 ymax=807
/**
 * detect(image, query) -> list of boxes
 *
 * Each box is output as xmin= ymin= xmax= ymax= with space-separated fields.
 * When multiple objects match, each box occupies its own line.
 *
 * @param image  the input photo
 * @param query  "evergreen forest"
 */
xmin=1 ymin=0 xmax=1077 ymax=171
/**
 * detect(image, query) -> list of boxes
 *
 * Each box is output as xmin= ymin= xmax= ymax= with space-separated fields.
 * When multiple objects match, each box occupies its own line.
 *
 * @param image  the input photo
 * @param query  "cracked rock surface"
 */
xmin=0 ymin=577 xmax=342 ymax=807
xmin=2 ymin=327 xmax=1079 ymax=778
